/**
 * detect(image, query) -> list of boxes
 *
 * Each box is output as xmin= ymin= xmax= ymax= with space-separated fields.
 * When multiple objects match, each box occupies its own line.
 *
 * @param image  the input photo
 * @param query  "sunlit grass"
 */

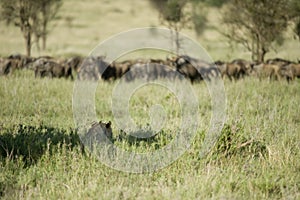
xmin=0 ymin=70 xmax=299 ymax=199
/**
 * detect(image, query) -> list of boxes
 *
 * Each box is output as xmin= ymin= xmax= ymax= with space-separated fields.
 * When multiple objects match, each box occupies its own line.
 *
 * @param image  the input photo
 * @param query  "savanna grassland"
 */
xmin=0 ymin=69 xmax=299 ymax=199
xmin=0 ymin=0 xmax=300 ymax=199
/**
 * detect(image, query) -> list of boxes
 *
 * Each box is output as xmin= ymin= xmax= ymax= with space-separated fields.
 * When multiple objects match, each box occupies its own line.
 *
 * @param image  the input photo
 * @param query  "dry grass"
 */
xmin=0 ymin=71 xmax=299 ymax=199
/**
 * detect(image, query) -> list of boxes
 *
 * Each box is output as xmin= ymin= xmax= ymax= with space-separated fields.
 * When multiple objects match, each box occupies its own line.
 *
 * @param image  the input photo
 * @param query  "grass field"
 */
xmin=0 ymin=69 xmax=299 ymax=199
xmin=0 ymin=0 xmax=300 ymax=199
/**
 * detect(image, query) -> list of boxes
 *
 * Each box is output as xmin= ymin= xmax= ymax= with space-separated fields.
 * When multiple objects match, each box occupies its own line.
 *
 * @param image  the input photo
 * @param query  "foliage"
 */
xmin=33 ymin=0 xmax=62 ymax=51
xmin=0 ymin=0 xmax=62 ymax=56
xmin=148 ymin=0 xmax=189 ymax=53
xmin=208 ymin=122 xmax=267 ymax=160
xmin=148 ymin=0 xmax=188 ymax=23
xmin=0 ymin=0 xmax=37 ymax=56
xmin=222 ymin=0 xmax=293 ymax=62
xmin=290 ymin=0 xmax=300 ymax=39
xmin=148 ymin=0 xmax=229 ymax=47
xmin=190 ymin=0 xmax=228 ymax=36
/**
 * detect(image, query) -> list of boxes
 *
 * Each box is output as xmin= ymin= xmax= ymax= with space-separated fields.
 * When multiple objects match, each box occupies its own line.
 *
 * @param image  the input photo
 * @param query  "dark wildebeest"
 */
xmin=31 ymin=56 xmax=73 ymax=79
xmin=123 ymin=63 xmax=148 ymax=81
xmin=8 ymin=54 xmax=37 ymax=70
xmin=0 ymin=58 xmax=12 ymax=75
xmin=173 ymin=56 xmax=202 ymax=83
xmin=174 ymin=55 xmax=219 ymax=83
xmin=0 ymin=54 xmax=30 ymax=75
xmin=123 ymin=61 xmax=180 ymax=82
xmin=101 ymin=64 xmax=117 ymax=81
xmin=266 ymin=58 xmax=292 ymax=67
xmin=55 ymin=58 xmax=72 ymax=79
xmin=65 ymin=56 xmax=83 ymax=79
xmin=77 ymin=56 xmax=111 ymax=81
xmin=66 ymin=56 xmax=83 ymax=73
xmin=109 ymin=60 xmax=132 ymax=79
xmin=231 ymin=59 xmax=253 ymax=77
xmin=34 ymin=59 xmax=60 ymax=78
xmin=285 ymin=63 xmax=300 ymax=80
xmin=214 ymin=60 xmax=227 ymax=78
xmin=279 ymin=64 xmax=294 ymax=82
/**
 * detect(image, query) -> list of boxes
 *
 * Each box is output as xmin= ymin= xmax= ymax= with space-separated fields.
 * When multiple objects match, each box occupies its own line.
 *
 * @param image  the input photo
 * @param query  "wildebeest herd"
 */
xmin=0 ymin=54 xmax=299 ymax=83
xmin=0 ymin=54 xmax=80 ymax=80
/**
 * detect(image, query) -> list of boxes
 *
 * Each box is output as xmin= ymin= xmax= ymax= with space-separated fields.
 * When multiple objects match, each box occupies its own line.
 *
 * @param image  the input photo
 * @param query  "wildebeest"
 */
xmin=77 ymin=56 xmax=111 ymax=81
xmin=175 ymin=59 xmax=202 ymax=83
xmin=216 ymin=59 xmax=252 ymax=81
xmin=0 ymin=58 xmax=12 ymax=75
xmin=66 ymin=56 xmax=83 ymax=74
xmin=109 ymin=60 xmax=132 ymax=79
xmin=252 ymin=63 xmax=282 ymax=81
xmin=285 ymin=63 xmax=300 ymax=80
xmin=122 ymin=61 xmax=180 ymax=82
xmin=279 ymin=64 xmax=294 ymax=82
xmin=231 ymin=59 xmax=253 ymax=77
xmin=266 ymin=58 xmax=292 ymax=66
xmin=1 ymin=54 xmax=299 ymax=83
xmin=214 ymin=60 xmax=227 ymax=78
xmin=224 ymin=62 xmax=244 ymax=80
xmin=173 ymin=55 xmax=219 ymax=83
xmin=68 ymin=56 xmax=82 ymax=69
xmin=1 ymin=54 xmax=37 ymax=76
xmin=32 ymin=57 xmax=73 ymax=79
xmin=34 ymin=59 xmax=60 ymax=78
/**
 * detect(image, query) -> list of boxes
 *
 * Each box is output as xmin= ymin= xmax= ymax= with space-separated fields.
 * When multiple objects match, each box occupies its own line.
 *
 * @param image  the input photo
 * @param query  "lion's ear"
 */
xmin=178 ymin=57 xmax=186 ymax=65
xmin=106 ymin=121 xmax=111 ymax=128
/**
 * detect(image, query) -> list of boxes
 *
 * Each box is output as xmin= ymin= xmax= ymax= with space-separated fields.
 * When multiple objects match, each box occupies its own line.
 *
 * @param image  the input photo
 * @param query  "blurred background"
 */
xmin=0 ymin=0 xmax=299 ymax=61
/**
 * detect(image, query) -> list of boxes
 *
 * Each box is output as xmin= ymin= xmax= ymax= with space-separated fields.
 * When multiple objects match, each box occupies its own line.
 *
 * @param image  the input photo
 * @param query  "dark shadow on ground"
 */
xmin=0 ymin=124 xmax=83 ymax=167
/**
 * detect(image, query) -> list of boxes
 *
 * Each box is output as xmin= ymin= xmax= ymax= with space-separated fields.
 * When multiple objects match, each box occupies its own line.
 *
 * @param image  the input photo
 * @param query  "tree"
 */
xmin=148 ymin=0 xmax=228 ymax=49
xmin=34 ymin=0 xmax=62 ymax=51
xmin=0 ymin=0 xmax=38 ymax=56
xmin=190 ymin=0 xmax=228 ymax=36
xmin=148 ymin=0 xmax=189 ymax=53
xmin=222 ymin=0 xmax=291 ymax=62
xmin=0 ymin=0 xmax=62 ymax=56
xmin=289 ymin=0 xmax=300 ymax=40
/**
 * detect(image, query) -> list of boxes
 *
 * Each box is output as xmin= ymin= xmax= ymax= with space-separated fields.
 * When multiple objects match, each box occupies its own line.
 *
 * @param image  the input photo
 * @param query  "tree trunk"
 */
xmin=256 ymin=34 xmax=260 ymax=62
xmin=175 ymin=25 xmax=180 ymax=54
xmin=258 ymin=47 xmax=267 ymax=63
xmin=25 ymin=31 xmax=31 ymax=57
xmin=252 ymin=33 xmax=266 ymax=63
xmin=19 ymin=3 xmax=32 ymax=57
xmin=32 ymin=14 xmax=40 ymax=52
xmin=36 ymin=36 xmax=41 ymax=52
xmin=21 ymin=24 xmax=32 ymax=57
xmin=251 ymin=40 xmax=255 ymax=61
xmin=42 ymin=9 xmax=47 ymax=51
xmin=42 ymin=35 xmax=46 ymax=51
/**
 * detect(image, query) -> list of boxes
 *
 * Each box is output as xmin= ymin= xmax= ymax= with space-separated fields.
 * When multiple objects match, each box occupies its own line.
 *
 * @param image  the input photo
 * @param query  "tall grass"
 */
xmin=0 ymin=70 xmax=299 ymax=199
